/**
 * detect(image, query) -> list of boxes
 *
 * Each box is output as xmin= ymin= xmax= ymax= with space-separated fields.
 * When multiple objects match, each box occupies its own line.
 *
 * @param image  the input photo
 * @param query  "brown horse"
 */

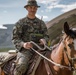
xmin=0 ymin=22 xmax=76 ymax=75
xmin=34 ymin=22 xmax=76 ymax=75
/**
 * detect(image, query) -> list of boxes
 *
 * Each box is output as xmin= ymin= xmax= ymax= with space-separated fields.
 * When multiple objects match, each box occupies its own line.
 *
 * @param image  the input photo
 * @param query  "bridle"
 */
xmin=64 ymin=48 xmax=76 ymax=71
xmin=62 ymin=36 xmax=76 ymax=71
xmin=30 ymin=41 xmax=76 ymax=71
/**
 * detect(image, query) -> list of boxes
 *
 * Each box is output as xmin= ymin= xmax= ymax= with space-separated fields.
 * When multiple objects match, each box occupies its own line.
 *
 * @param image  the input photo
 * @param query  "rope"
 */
xmin=30 ymin=41 xmax=46 ymax=50
xmin=30 ymin=41 xmax=52 ymax=51
xmin=30 ymin=41 xmax=71 ymax=70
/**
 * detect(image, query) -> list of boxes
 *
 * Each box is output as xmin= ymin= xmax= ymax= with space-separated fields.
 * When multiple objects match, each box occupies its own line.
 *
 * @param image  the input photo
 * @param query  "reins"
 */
xmin=30 ymin=41 xmax=72 ymax=70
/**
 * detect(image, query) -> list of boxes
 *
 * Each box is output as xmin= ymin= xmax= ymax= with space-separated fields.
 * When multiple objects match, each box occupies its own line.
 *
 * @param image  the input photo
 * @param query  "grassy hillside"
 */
xmin=48 ymin=14 xmax=76 ymax=45
xmin=0 ymin=24 xmax=15 ymax=50
xmin=0 ymin=48 xmax=15 ymax=52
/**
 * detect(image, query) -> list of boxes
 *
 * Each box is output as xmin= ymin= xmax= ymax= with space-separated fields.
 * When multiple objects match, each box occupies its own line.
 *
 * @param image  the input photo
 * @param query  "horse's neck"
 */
xmin=57 ymin=42 xmax=65 ymax=54
xmin=51 ymin=42 xmax=65 ymax=63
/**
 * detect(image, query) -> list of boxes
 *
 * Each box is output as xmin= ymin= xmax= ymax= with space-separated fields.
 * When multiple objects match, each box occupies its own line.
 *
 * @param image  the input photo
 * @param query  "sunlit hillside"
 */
xmin=47 ymin=9 xmax=76 ymax=45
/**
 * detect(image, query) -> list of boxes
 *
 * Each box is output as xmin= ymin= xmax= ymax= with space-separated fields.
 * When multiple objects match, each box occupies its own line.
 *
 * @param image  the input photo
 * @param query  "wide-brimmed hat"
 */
xmin=24 ymin=0 xmax=40 ymax=8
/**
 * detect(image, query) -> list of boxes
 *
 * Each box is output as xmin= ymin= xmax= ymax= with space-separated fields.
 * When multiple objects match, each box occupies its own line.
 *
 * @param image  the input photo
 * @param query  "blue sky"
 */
xmin=0 ymin=0 xmax=76 ymax=28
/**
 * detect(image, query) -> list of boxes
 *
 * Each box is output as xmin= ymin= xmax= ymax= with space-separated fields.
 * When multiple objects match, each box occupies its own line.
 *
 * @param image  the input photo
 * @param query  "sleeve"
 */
xmin=12 ymin=20 xmax=25 ymax=51
xmin=41 ymin=21 xmax=49 ymax=43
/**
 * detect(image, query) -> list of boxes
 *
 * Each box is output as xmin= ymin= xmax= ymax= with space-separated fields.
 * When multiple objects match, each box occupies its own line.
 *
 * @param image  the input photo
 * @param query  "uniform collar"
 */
xmin=26 ymin=16 xmax=38 ymax=23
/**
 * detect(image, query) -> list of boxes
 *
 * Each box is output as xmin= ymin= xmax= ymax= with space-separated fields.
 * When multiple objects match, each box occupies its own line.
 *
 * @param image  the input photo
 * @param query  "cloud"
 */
xmin=37 ymin=0 xmax=60 ymax=5
xmin=37 ymin=0 xmax=76 ymax=13
xmin=37 ymin=0 xmax=61 ymax=12
xmin=36 ymin=14 xmax=48 ymax=20
xmin=61 ymin=3 xmax=76 ymax=12
xmin=47 ymin=1 xmax=76 ymax=12
xmin=47 ymin=4 xmax=66 ymax=9
xmin=36 ymin=14 xmax=43 ymax=19
xmin=54 ymin=3 xmax=76 ymax=12
xmin=43 ymin=16 xmax=48 ymax=19
xmin=0 ymin=24 xmax=7 ymax=29
xmin=3 ymin=10 xmax=8 ymax=13
xmin=41 ymin=10 xmax=44 ymax=13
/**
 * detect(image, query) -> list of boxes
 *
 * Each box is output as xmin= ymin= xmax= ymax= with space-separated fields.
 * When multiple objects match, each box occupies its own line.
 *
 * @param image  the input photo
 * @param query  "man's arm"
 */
xmin=12 ymin=20 xmax=25 ymax=51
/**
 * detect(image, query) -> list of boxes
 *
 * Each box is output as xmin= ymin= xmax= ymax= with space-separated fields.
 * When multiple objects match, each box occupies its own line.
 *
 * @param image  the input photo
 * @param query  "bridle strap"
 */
xmin=64 ymin=47 xmax=73 ymax=70
xmin=62 ymin=38 xmax=76 ymax=71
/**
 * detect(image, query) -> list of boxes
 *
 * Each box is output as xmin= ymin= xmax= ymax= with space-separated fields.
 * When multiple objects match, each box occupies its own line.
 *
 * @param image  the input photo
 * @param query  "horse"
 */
xmin=33 ymin=22 xmax=76 ymax=75
xmin=0 ymin=21 xmax=76 ymax=75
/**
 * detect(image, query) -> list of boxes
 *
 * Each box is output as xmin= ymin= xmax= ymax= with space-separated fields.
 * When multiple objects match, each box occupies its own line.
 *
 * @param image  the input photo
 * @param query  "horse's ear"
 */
xmin=64 ymin=22 xmax=70 ymax=35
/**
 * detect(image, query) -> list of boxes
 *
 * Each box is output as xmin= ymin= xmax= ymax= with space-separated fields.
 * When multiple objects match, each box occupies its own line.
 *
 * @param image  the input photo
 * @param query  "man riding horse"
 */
xmin=12 ymin=0 xmax=49 ymax=75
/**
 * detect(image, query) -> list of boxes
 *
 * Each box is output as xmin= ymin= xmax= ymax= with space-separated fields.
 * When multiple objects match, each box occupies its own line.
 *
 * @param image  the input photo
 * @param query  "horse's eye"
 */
xmin=72 ymin=42 xmax=74 ymax=45
xmin=68 ymin=44 xmax=73 ymax=49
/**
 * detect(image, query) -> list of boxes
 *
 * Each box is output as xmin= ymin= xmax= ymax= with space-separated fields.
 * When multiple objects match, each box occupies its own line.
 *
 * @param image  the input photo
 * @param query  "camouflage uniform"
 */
xmin=12 ymin=16 xmax=48 ymax=75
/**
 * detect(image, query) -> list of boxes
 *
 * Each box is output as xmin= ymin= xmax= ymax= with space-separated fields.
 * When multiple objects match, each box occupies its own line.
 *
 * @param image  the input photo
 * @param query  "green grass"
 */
xmin=0 ymin=48 xmax=15 ymax=52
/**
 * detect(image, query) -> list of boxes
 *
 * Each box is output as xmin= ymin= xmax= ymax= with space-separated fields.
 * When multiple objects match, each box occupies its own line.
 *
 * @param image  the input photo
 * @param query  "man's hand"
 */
xmin=23 ymin=42 xmax=33 ymax=49
xmin=39 ymin=39 xmax=46 ymax=45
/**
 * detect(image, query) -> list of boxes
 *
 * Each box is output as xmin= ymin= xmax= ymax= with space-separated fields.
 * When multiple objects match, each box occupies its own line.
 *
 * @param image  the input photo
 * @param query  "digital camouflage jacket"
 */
xmin=12 ymin=17 xmax=48 ymax=51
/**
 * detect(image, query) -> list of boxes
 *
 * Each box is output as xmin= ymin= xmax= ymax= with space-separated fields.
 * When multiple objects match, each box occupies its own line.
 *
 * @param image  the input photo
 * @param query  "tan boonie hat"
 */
xmin=24 ymin=0 xmax=40 ymax=8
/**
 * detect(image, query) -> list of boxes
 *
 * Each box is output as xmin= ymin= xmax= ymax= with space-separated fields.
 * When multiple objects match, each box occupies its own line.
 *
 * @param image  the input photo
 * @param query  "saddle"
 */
xmin=0 ymin=50 xmax=17 ymax=75
xmin=0 ymin=50 xmax=42 ymax=75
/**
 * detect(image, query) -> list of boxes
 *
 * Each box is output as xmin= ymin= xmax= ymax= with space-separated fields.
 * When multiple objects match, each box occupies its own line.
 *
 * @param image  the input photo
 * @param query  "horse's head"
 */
xmin=63 ymin=22 xmax=76 ymax=70
xmin=63 ymin=22 xmax=76 ymax=51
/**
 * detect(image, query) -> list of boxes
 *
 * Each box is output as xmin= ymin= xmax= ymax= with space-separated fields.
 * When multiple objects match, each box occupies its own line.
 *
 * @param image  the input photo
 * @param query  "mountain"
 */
xmin=0 ymin=21 xmax=48 ymax=49
xmin=0 ymin=24 xmax=15 ymax=49
xmin=47 ymin=9 xmax=76 ymax=45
